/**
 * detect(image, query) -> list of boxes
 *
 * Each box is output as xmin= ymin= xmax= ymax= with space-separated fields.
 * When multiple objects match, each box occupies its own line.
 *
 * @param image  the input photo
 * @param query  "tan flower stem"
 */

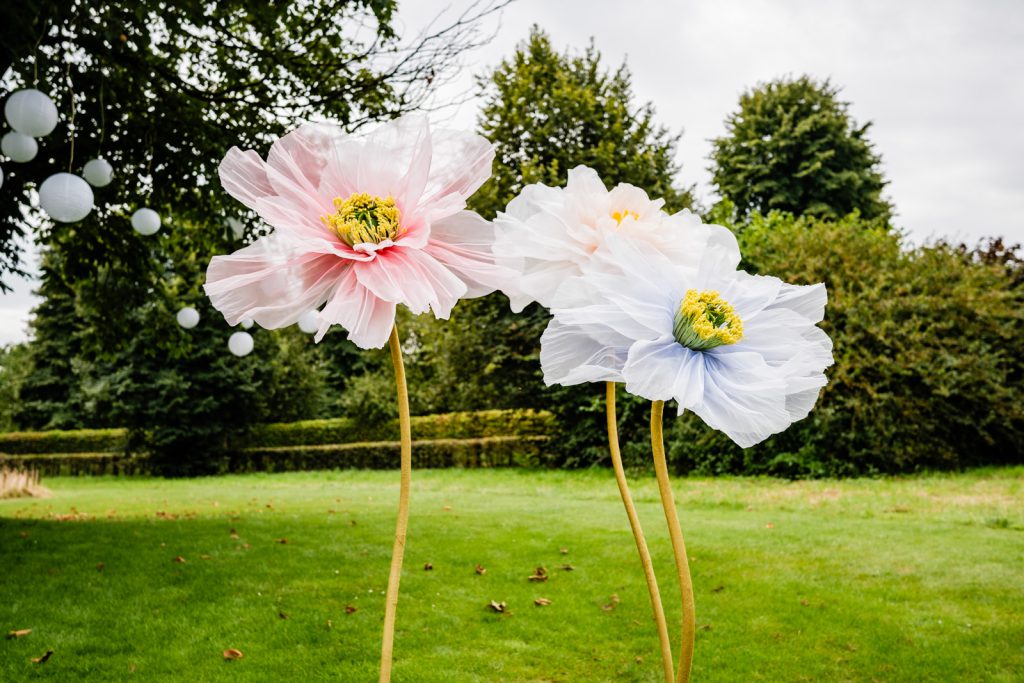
xmin=606 ymin=382 xmax=675 ymax=683
xmin=651 ymin=400 xmax=696 ymax=683
xmin=379 ymin=323 xmax=412 ymax=683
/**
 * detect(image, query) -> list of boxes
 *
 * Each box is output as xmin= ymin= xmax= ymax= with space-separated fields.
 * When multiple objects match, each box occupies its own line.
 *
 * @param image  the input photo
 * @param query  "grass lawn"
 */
xmin=1 ymin=468 xmax=1022 ymax=682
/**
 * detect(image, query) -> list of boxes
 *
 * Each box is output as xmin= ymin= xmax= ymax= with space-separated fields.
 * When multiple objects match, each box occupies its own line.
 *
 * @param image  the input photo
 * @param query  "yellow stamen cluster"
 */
xmin=611 ymin=209 xmax=639 ymax=225
xmin=321 ymin=193 xmax=402 ymax=247
xmin=673 ymin=289 xmax=743 ymax=351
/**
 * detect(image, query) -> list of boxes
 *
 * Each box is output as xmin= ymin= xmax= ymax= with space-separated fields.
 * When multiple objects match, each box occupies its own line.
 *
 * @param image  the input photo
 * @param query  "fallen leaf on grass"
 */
xmin=278 ymin=611 xmax=288 ymax=620
xmin=276 ymin=538 xmax=288 ymax=545
xmin=18 ymin=531 xmax=28 ymax=539
xmin=559 ymin=564 xmax=575 ymax=571
xmin=800 ymin=598 xmax=810 ymax=606
xmin=533 ymin=598 xmax=552 ymax=606
xmin=423 ymin=562 xmax=433 ymax=571
xmin=711 ymin=585 xmax=725 ymax=593
xmin=199 ymin=554 xmax=211 ymax=561
xmin=442 ymin=505 xmax=452 ymax=511
xmin=229 ymin=529 xmax=240 ymax=539
xmin=474 ymin=564 xmax=486 ymax=575
xmin=527 ymin=566 xmax=548 ymax=582
xmin=155 ymin=511 xmax=176 ymax=520
xmin=601 ymin=594 xmax=621 ymax=611
xmin=345 ymin=605 xmax=357 ymax=614
xmin=172 ymin=556 xmax=186 ymax=564
xmin=699 ymin=624 xmax=713 ymax=631
xmin=326 ymin=620 xmax=334 ymax=629
xmin=7 ymin=629 xmax=32 ymax=639
xmin=486 ymin=600 xmax=507 ymax=613
xmin=635 ymin=656 xmax=644 ymax=664
xmin=32 ymin=650 xmax=53 ymax=664
xmin=96 ymin=563 xmax=106 ymax=571
xmin=223 ymin=649 xmax=244 ymax=660
xmin=559 ymin=547 xmax=569 ymax=554
xmin=765 ymin=523 xmax=775 ymax=529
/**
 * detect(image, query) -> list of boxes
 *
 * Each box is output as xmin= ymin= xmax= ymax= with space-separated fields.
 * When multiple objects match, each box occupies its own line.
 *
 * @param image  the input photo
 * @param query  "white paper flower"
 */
xmin=493 ymin=165 xmax=739 ymax=311
xmin=541 ymin=234 xmax=834 ymax=447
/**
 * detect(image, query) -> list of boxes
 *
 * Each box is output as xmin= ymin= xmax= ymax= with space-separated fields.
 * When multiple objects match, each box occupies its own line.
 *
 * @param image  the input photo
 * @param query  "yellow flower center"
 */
xmin=321 ymin=193 xmax=402 ymax=246
xmin=673 ymin=289 xmax=743 ymax=351
xmin=611 ymin=209 xmax=639 ymax=225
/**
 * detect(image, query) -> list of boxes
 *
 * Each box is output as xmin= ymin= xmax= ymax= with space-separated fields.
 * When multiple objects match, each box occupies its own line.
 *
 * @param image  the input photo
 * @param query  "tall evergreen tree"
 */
xmin=709 ymin=75 xmax=891 ymax=222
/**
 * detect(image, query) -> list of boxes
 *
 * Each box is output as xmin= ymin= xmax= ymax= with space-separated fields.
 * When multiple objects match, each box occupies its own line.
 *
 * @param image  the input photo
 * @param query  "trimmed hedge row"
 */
xmin=0 ymin=409 xmax=555 ymax=456
xmin=0 ymin=428 xmax=127 ymax=455
xmin=241 ymin=409 xmax=555 ymax=448
xmin=1 ymin=436 xmax=549 ymax=476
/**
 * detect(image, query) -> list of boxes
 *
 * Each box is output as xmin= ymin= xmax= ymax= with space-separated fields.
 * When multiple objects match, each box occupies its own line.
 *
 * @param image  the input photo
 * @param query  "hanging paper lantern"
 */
xmin=4 ymin=89 xmax=58 ymax=138
xmin=297 ymin=310 xmax=319 ymax=334
xmin=1 ymin=131 xmax=37 ymax=163
xmin=240 ymin=318 xmax=254 ymax=330
xmin=131 ymin=208 xmax=161 ymax=236
xmin=176 ymin=306 xmax=200 ymax=330
xmin=228 ymin=331 xmax=254 ymax=357
xmin=38 ymin=173 xmax=94 ymax=223
xmin=83 ymin=158 xmax=114 ymax=187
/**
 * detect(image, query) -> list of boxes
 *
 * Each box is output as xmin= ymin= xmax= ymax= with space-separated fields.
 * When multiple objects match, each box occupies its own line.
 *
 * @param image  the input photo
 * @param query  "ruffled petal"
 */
xmin=766 ymin=281 xmax=828 ymax=323
xmin=692 ymin=351 xmax=793 ymax=448
xmin=353 ymin=246 xmax=467 ymax=318
xmin=316 ymin=267 xmax=397 ymax=349
xmin=425 ymin=210 xmax=514 ymax=298
xmin=418 ymin=127 xmax=495 ymax=213
xmin=204 ymin=236 xmax=348 ymax=328
xmin=623 ymin=336 xmax=705 ymax=407
xmin=540 ymin=319 xmax=631 ymax=386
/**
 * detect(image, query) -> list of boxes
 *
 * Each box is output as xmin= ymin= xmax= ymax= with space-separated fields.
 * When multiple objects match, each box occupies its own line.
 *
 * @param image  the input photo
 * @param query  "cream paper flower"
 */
xmin=541 ymin=233 xmax=834 ymax=447
xmin=493 ymin=165 xmax=739 ymax=311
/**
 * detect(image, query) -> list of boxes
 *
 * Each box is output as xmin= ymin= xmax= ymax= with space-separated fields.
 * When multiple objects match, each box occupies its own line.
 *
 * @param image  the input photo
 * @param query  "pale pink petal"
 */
xmin=418 ymin=128 xmax=495 ymax=212
xmin=204 ymin=236 xmax=349 ymax=328
xmin=425 ymin=211 xmax=515 ymax=298
xmin=316 ymin=268 xmax=397 ymax=349
xmin=353 ymin=246 xmax=467 ymax=317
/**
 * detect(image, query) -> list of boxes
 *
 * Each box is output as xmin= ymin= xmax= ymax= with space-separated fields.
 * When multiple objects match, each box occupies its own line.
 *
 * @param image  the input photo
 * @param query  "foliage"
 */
xmin=709 ymin=75 xmax=891 ymax=223
xmin=3 ymin=0 xmax=506 ymax=474
xmin=403 ymin=27 xmax=695 ymax=446
xmin=0 ymin=425 xmax=124 ymax=455
xmin=2 ymin=470 xmax=1023 ymax=680
xmin=668 ymin=212 xmax=1024 ymax=476
xmin=0 ymin=0 xmax=505 ymax=286
xmin=0 ymin=343 xmax=32 ymax=431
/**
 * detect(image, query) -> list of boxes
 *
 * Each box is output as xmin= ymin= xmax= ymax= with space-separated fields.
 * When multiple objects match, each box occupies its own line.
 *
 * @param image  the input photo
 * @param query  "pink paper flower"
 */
xmin=204 ymin=114 xmax=508 ymax=348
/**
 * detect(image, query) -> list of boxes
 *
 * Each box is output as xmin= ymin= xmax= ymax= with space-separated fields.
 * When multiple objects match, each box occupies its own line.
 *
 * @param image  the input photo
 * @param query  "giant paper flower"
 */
xmin=541 ymin=234 xmax=834 ymax=447
xmin=205 ymin=114 xmax=508 ymax=348
xmin=493 ymin=165 xmax=739 ymax=311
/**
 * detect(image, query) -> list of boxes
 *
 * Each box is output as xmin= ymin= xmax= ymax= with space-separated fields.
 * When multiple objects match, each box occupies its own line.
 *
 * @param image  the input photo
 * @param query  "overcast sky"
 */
xmin=2 ymin=0 xmax=1022 ymax=345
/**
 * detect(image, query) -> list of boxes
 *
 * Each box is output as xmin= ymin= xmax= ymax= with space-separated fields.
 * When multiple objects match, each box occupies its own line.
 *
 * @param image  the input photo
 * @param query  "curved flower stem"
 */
xmin=651 ymin=400 xmax=696 ymax=683
xmin=606 ymin=383 xmax=675 ymax=683
xmin=379 ymin=323 xmax=412 ymax=683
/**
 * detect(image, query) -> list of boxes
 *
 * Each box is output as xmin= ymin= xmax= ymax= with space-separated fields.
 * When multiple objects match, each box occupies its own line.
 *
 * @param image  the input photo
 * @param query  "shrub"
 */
xmin=0 ymin=427 xmax=127 ymax=455
xmin=667 ymin=212 xmax=1024 ymax=476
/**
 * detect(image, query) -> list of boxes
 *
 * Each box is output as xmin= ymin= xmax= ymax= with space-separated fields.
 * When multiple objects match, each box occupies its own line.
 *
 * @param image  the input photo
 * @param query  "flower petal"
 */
xmin=623 ymin=336 xmax=705 ymax=407
xmin=540 ymin=319 xmax=631 ymax=386
xmin=204 ymin=236 xmax=348 ymax=328
xmin=425 ymin=210 xmax=515 ymax=298
xmin=353 ymin=246 xmax=467 ymax=317
xmin=316 ymin=267 xmax=397 ymax=348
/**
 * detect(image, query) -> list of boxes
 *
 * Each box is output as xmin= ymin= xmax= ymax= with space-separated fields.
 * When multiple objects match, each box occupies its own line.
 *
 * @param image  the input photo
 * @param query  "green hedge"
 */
xmin=240 ymin=409 xmax=555 ymax=449
xmin=1 ymin=436 xmax=549 ymax=476
xmin=0 ymin=428 xmax=127 ymax=455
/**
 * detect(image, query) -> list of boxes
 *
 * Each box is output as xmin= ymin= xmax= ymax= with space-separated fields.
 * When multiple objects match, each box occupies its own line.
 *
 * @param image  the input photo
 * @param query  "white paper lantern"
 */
xmin=0 ymin=166 xmax=3 ymax=189
xmin=298 ymin=310 xmax=319 ymax=334
xmin=240 ymin=318 xmax=254 ymax=330
xmin=39 ymin=173 xmax=94 ymax=223
xmin=176 ymin=306 xmax=200 ymax=330
xmin=4 ymin=89 xmax=58 ymax=138
xmin=131 ymin=208 xmax=161 ymax=236
xmin=83 ymin=158 xmax=114 ymax=187
xmin=228 ymin=331 xmax=254 ymax=357
xmin=1 ymin=131 xmax=37 ymax=163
